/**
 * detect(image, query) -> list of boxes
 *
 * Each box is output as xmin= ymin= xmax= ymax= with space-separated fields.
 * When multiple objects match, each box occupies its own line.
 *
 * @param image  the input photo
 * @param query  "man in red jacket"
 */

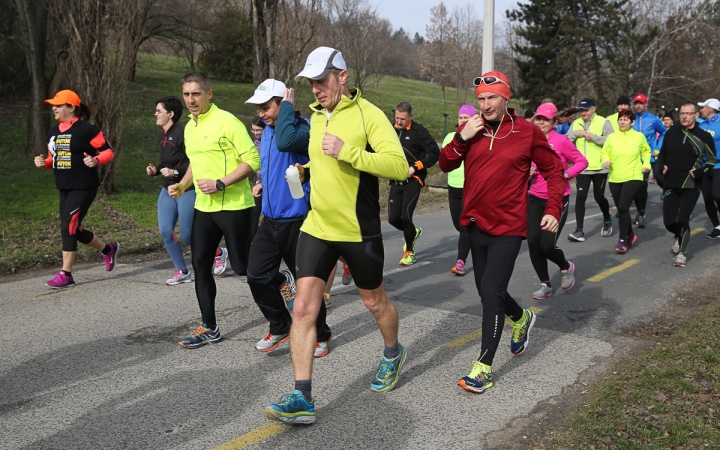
xmin=439 ymin=71 xmax=565 ymax=394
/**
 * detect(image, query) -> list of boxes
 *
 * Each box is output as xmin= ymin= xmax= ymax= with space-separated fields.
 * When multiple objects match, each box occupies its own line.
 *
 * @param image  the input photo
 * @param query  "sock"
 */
xmin=181 ymin=269 xmax=189 ymax=274
xmin=513 ymin=309 xmax=527 ymax=325
xmin=202 ymin=322 xmax=217 ymax=331
xmin=323 ymin=293 xmax=331 ymax=300
xmin=101 ymin=244 xmax=111 ymax=255
xmin=295 ymin=380 xmax=312 ymax=400
xmin=62 ymin=270 xmax=72 ymax=277
xmin=542 ymin=281 xmax=551 ymax=288
xmin=215 ymin=248 xmax=222 ymax=257
xmin=561 ymin=261 xmax=570 ymax=271
xmin=384 ymin=342 xmax=401 ymax=359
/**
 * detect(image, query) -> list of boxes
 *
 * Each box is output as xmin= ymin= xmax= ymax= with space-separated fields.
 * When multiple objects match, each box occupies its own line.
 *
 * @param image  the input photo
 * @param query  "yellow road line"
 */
xmin=587 ymin=259 xmax=640 ymax=282
xmin=691 ymin=227 xmax=705 ymax=237
xmin=213 ymin=424 xmax=284 ymax=450
xmin=444 ymin=307 xmax=542 ymax=348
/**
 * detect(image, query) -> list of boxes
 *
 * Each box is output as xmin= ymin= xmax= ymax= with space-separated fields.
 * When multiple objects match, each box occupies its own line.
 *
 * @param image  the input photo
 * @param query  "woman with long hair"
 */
xmin=34 ymin=90 xmax=119 ymax=289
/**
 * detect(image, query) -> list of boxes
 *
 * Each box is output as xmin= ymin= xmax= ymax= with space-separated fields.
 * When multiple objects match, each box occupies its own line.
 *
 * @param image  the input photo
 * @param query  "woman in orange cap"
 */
xmin=34 ymin=89 xmax=119 ymax=289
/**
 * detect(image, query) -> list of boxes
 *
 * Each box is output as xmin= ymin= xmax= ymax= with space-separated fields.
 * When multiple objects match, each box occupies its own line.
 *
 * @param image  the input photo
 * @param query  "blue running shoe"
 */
xmin=370 ymin=344 xmax=407 ymax=392
xmin=458 ymin=360 xmax=493 ymax=394
xmin=510 ymin=309 xmax=536 ymax=355
xmin=178 ymin=324 xmax=221 ymax=349
xmin=279 ymin=269 xmax=296 ymax=313
xmin=265 ymin=390 xmax=316 ymax=425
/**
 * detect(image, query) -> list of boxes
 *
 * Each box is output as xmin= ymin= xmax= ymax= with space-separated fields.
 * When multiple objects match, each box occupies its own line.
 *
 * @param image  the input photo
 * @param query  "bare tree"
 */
xmin=274 ymin=0 xmax=323 ymax=84
xmin=447 ymin=4 xmax=482 ymax=104
xmin=251 ymin=0 xmax=278 ymax=84
xmin=420 ymin=2 xmax=453 ymax=103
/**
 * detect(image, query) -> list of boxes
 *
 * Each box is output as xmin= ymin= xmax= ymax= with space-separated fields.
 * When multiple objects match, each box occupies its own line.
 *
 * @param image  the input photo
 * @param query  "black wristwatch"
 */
xmin=216 ymin=179 xmax=225 ymax=191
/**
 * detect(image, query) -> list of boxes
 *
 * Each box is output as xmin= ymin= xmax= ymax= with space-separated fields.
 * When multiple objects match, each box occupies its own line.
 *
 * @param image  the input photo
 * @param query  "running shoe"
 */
xmin=323 ymin=292 xmax=333 ymax=310
xmin=568 ymin=229 xmax=585 ymax=242
xmin=265 ymin=391 xmax=315 ymax=425
xmin=402 ymin=227 xmax=423 ymax=252
xmin=510 ymin=309 xmax=536 ymax=356
xmin=650 ymin=178 xmax=657 ymax=184
xmin=634 ymin=214 xmax=646 ymax=228
xmin=532 ymin=284 xmax=552 ymax=300
xmin=457 ymin=360 xmax=493 ymax=394
xmin=341 ymin=264 xmax=353 ymax=285
xmin=399 ymin=250 xmax=415 ymax=266
xmin=213 ymin=247 xmax=228 ymax=276
xmin=165 ymin=270 xmax=192 ymax=286
xmin=660 ymin=193 xmax=666 ymax=201
xmin=370 ymin=344 xmax=406 ymax=392
xmin=45 ymin=271 xmax=76 ymax=289
xmin=561 ymin=261 xmax=576 ymax=291
xmin=614 ymin=239 xmax=628 ymax=254
xmin=671 ymin=237 xmax=680 ymax=255
xmin=103 ymin=242 xmax=120 ymax=271
xmin=601 ymin=220 xmax=613 ymax=237
xmin=674 ymin=252 xmax=687 ymax=268
xmin=256 ymin=333 xmax=289 ymax=352
xmin=280 ymin=269 xmax=296 ymax=312
xmin=314 ymin=336 xmax=332 ymax=358
xmin=178 ymin=324 xmax=221 ymax=348
xmin=626 ymin=232 xmax=638 ymax=250
xmin=615 ymin=211 xmax=620 ymax=218
xmin=706 ymin=229 xmax=720 ymax=239
xmin=451 ymin=259 xmax=466 ymax=276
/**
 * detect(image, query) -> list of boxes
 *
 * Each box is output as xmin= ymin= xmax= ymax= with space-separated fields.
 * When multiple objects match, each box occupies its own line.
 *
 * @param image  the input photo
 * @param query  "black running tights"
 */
xmin=701 ymin=169 xmax=720 ymax=228
xmin=574 ymin=173 xmax=611 ymax=229
xmin=59 ymin=188 xmax=97 ymax=251
xmin=527 ymin=194 xmax=570 ymax=283
xmin=609 ymin=180 xmax=643 ymax=239
xmin=388 ymin=178 xmax=422 ymax=251
xmin=663 ymin=188 xmax=700 ymax=254
xmin=448 ymin=186 xmax=471 ymax=262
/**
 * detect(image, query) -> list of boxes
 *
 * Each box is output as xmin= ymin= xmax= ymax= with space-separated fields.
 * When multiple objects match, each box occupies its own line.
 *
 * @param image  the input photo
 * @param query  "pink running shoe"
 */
xmin=103 ymin=242 xmax=120 ymax=271
xmin=45 ymin=271 xmax=76 ymax=289
xmin=451 ymin=259 xmax=466 ymax=276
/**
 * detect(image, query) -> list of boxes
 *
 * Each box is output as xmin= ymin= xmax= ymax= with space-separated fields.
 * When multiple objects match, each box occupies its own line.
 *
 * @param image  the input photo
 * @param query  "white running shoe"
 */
xmin=213 ymin=247 xmax=228 ymax=276
xmin=166 ymin=269 xmax=192 ymax=285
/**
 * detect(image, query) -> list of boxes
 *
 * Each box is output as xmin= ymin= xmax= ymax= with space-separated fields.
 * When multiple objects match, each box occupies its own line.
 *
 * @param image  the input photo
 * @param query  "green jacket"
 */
xmin=568 ymin=113 xmax=614 ymax=171
xmin=301 ymin=88 xmax=407 ymax=242
xmin=601 ymin=129 xmax=651 ymax=183
xmin=184 ymin=104 xmax=260 ymax=212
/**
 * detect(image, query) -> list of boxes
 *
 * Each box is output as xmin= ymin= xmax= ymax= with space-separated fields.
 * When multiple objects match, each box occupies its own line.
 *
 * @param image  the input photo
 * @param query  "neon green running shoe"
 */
xmin=403 ymin=227 xmax=423 ymax=251
xmin=510 ymin=308 xmax=536 ymax=355
xmin=458 ymin=360 xmax=493 ymax=393
xmin=399 ymin=250 xmax=415 ymax=266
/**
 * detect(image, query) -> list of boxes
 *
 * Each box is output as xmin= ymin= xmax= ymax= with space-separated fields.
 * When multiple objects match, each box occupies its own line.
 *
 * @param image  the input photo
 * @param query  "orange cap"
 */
xmin=45 ymin=90 xmax=81 ymax=107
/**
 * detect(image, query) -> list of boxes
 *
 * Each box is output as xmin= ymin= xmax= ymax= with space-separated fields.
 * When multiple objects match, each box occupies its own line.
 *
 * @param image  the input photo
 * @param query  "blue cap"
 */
xmin=577 ymin=98 xmax=596 ymax=109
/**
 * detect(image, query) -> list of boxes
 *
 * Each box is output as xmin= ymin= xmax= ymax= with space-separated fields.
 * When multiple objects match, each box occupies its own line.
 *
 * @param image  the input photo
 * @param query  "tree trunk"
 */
xmin=15 ymin=0 xmax=49 ymax=155
xmin=251 ymin=0 xmax=269 ymax=85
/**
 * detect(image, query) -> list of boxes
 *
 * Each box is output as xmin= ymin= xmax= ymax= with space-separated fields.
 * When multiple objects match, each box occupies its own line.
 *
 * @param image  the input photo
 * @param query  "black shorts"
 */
xmin=296 ymin=232 xmax=384 ymax=290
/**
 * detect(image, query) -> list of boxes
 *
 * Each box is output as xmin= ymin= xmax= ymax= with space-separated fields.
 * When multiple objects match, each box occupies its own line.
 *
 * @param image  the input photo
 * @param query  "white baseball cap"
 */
xmin=698 ymin=98 xmax=720 ymax=112
xmin=245 ymin=79 xmax=287 ymax=104
xmin=295 ymin=47 xmax=347 ymax=80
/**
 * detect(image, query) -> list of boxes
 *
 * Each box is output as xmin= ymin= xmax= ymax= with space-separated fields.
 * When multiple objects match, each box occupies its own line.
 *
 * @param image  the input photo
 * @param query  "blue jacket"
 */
xmin=699 ymin=114 xmax=720 ymax=169
xmin=259 ymin=101 xmax=311 ymax=220
xmin=633 ymin=110 xmax=666 ymax=157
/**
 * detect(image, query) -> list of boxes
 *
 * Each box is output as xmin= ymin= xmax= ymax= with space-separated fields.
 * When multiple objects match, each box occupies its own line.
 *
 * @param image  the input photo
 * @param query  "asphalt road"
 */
xmin=2 ymin=184 xmax=720 ymax=449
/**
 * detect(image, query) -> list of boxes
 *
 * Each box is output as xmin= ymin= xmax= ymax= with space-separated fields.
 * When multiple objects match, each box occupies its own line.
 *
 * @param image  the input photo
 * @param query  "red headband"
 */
xmin=474 ymin=71 xmax=511 ymax=100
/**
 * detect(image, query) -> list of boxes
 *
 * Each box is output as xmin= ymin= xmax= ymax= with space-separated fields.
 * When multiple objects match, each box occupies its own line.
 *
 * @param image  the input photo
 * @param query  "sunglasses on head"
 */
xmin=473 ymin=76 xmax=510 ymax=88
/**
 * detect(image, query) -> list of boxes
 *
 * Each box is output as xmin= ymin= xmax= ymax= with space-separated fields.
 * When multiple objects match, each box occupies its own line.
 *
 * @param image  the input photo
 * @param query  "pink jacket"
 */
xmin=530 ymin=130 xmax=588 ymax=199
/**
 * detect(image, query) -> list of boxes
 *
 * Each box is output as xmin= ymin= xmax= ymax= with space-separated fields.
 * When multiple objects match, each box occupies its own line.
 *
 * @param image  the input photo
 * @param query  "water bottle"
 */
xmin=286 ymin=165 xmax=304 ymax=199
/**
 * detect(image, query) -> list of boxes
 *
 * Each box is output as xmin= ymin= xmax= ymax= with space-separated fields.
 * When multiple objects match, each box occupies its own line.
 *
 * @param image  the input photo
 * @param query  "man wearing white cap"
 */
xmin=265 ymin=46 xmax=408 ymax=425
xmin=244 ymin=79 xmax=332 ymax=356
xmin=698 ymin=98 xmax=720 ymax=238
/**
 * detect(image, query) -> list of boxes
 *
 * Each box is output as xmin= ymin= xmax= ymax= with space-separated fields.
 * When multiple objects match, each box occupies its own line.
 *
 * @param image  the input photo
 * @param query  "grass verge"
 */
xmin=544 ymin=300 xmax=720 ymax=449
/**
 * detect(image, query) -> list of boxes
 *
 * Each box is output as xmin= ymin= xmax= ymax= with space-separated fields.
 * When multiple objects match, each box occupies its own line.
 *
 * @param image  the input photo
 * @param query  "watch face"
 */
xmin=173 ymin=170 xmax=179 ymax=175
xmin=216 ymin=180 xmax=225 ymax=190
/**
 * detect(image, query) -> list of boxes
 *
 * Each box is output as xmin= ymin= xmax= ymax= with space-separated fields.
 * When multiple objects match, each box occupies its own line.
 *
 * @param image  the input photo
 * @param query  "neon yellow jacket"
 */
xmin=301 ymin=89 xmax=408 ymax=242
xmin=568 ymin=113 xmax=614 ymax=171
xmin=443 ymin=132 xmax=464 ymax=188
xmin=184 ymin=104 xmax=260 ymax=212
xmin=601 ymin=129 xmax=651 ymax=183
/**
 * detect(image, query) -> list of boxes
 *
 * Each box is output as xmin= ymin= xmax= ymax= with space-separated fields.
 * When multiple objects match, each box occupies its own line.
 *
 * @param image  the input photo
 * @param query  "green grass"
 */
xmin=549 ymin=301 xmax=720 ymax=449
xmin=0 ymin=52 xmax=457 ymax=272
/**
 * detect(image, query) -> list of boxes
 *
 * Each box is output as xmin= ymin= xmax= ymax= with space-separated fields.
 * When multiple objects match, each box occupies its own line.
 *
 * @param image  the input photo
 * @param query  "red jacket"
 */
xmin=439 ymin=110 xmax=565 ymax=238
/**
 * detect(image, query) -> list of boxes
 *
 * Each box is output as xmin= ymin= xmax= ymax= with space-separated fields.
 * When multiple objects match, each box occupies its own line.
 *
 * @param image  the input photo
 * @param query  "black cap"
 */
xmin=577 ymin=98 xmax=596 ymax=109
xmin=663 ymin=111 xmax=674 ymax=120
xmin=524 ymin=109 xmax=534 ymax=118
xmin=617 ymin=95 xmax=631 ymax=106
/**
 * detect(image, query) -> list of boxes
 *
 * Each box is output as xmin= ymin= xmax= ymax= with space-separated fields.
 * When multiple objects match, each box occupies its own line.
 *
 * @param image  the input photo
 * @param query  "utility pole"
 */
xmin=482 ymin=0 xmax=494 ymax=73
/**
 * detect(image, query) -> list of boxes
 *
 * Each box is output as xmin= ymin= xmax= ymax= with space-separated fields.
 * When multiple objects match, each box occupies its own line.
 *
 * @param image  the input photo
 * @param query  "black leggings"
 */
xmin=632 ymin=171 xmax=649 ymax=216
xmin=609 ymin=181 xmax=644 ymax=239
xmin=574 ymin=173 xmax=611 ymax=229
xmin=59 ymin=188 xmax=97 ymax=251
xmin=663 ymin=188 xmax=700 ymax=254
xmin=701 ymin=169 xmax=720 ymax=227
xmin=448 ymin=186 xmax=471 ymax=262
xmin=467 ymin=225 xmax=524 ymax=366
xmin=527 ymin=194 xmax=570 ymax=283
xmin=246 ymin=219 xmax=331 ymax=341
xmin=251 ymin=194 xmax=262 ymax=240
xmin=388 ymin=178 xmax=422 ymax=251
xmin=191 ymin=208 xmax=253 ymax=328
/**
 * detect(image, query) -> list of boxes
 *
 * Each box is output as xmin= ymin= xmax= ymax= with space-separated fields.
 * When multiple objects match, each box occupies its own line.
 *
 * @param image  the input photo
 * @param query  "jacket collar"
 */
xmin=58 ymin=117 xmax=79 ymax=133
xmin=394 ymin=121 xmax=412 ymax=130
xmin=189 ymin=103 xmax=217 ymax=123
